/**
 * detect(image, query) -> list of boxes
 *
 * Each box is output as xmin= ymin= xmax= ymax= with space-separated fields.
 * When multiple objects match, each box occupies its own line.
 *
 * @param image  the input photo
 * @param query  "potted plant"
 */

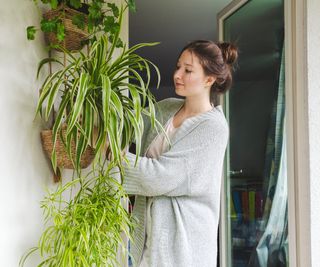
xmin=20 ymin=2 xmax=163 ymax=266
xmin=35 ymin=4 xmax=161 ymax=178
xmin=27 ymin=0 xmax=136 ymax=51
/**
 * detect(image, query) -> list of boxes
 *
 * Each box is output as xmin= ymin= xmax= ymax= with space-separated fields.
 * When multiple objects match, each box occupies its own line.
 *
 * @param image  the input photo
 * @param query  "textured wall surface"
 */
xmin=0 ymin=1 xmax=51 ymax=266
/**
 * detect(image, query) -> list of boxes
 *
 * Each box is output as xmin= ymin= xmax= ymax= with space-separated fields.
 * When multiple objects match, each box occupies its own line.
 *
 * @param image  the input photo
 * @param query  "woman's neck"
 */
xmin=172 ymin=97 xmax=214 ymax=128
xmin=182 ymin=98 xmax=213 ymax=117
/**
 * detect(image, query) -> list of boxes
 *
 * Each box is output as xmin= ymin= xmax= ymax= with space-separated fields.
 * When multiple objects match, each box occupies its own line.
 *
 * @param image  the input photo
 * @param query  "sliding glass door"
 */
xmin=218 ymin=1 xmax=288 ymax=266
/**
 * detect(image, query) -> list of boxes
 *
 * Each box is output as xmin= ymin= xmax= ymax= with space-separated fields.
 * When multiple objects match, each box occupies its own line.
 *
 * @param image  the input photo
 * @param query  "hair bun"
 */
xmin=217 ymin=42 xmax=238 ymax=66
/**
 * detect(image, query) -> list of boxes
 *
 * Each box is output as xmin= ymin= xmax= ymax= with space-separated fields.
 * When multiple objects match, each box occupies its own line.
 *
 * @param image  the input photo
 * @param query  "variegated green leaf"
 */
xmin=101 ymin=74 xmax=111 ymax=131
xmin=126 ymin=109 xmax=141 ymax=166
xmin=67 ymin=73 xmax=90 ymax=135
xmin=37 ymin=57 xmax=64 ymax=79
xmin=110 ymin=90 xmax=123 ymax=134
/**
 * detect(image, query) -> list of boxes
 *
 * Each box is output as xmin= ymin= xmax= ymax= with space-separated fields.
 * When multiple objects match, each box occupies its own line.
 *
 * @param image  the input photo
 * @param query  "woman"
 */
xmin=123 ymin=40 xmax=238 ymax=267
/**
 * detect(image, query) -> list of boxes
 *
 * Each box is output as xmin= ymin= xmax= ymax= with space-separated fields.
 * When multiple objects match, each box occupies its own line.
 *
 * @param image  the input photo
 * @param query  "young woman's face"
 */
xmin=173 ymin=49 xmax=213 ymax=98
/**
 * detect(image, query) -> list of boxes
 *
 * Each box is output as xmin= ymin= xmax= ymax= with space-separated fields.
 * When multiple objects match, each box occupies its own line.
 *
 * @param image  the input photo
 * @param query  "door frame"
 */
xmin=217 ymin=2 xmax=249 ymax=267
xmin=217 ymin=0 xmax=311 ymax=266
xmin=284 ymin=0 xmax=310 ymax=266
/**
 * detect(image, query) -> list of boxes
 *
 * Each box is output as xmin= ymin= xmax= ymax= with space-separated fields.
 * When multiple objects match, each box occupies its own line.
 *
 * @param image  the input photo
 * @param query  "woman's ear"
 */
xmin=205 ymin=76 xmax=216 ymax=87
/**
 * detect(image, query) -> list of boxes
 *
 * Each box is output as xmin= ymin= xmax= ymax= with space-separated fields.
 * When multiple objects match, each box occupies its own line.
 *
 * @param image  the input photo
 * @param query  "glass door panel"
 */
xmin=219 ymin=1 xmax=288 ymax=266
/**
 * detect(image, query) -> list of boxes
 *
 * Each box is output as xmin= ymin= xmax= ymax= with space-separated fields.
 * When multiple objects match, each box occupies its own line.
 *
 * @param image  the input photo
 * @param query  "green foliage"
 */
xmin=34 ymin=3 xmax=162 ymax=176
xmin=21 ymin=3 xmax=162 ymax=266
xmin=26 ymin=0 xmax=137 ymax=47
xmin=41 ymin=0 xmax=59 ymax=9
xmin=107 ymin=3 xmax=119 ymax=18
xmin=127 ymin=0 xmax=136 ymax=12
xmin=40 ymin=17 xmax=59 ymax=33
xmin=20 ymin=165 xmax=138 ymax=267
xmin=69 ymin=0 xmax=81 ymax=9
xmin=35 ymin=34 xmax=161 ymax=176
xmin=27 ymin=26 xmax=37 ymax=40
xmin=71 ymin=13 xmax=86 ymax=30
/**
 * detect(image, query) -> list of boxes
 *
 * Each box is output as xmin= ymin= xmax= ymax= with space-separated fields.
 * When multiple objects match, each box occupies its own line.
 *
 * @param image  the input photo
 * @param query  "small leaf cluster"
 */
xmin=27 ymin=0 xmax=136 ymax=48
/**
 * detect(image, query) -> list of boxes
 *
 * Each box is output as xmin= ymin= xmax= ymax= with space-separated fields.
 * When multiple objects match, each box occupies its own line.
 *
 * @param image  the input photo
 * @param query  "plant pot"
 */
xmin=43 ymin=4 xmax=89 ymax=52
xmin=40 ymin=128 xmax=95 ymax=170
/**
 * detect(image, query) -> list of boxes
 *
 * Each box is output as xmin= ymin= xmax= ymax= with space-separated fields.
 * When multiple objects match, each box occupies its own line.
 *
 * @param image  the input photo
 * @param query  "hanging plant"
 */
xmin=27 ymin=0 xmax=136 ymax=51
xmin=20 ymin=164 xmax=138 ymax=266
xmin=21 ymin=2 xmax=163 ymax=266
xmin=34 ymin=27 xmax=161 ymax=178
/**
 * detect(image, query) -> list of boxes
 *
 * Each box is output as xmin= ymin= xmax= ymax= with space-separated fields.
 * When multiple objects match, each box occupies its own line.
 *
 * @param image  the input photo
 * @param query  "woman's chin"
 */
xmin=174 ymin=89 xmax=185 ymax=97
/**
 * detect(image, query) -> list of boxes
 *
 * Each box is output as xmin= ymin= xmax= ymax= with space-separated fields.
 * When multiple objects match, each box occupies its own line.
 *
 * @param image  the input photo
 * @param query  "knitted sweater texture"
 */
xmin=123 ymin=97 xmax=229 ymax=267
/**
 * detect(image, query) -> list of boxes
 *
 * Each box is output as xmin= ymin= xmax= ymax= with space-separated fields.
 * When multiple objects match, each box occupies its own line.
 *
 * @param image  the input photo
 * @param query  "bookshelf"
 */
xmin=229 ymin=175 xmax=264 ymax=266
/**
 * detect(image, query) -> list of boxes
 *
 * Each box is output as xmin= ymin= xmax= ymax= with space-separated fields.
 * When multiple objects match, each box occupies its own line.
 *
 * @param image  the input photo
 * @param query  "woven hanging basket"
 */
xmin=40 ymin=129 xmax=95 ymax=169
xmin=43 ymin=5 xmax=89 ymax=52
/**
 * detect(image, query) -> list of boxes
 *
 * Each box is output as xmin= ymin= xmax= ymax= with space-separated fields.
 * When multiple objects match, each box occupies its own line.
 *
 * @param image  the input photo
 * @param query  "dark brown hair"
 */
xmin=179 ymin=40 xmax=238 ymax=103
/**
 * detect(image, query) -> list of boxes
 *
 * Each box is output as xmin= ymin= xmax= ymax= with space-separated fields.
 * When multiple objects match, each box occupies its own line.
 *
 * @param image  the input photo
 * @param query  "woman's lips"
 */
xmin=175 ymin=82 xmax=184 ymax=86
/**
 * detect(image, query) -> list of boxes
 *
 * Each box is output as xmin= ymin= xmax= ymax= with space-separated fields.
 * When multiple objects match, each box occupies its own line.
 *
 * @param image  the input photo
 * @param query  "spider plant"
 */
xmin=35 ymin=3 xmax=162 ymax=177
xmin=20 ymin=164 xmax=138 ymax=267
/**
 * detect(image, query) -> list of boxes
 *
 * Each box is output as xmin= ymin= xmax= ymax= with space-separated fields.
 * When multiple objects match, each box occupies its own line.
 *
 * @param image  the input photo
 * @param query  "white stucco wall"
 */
xmin=0 ymin=1 xmax=51 ymax=266
xmin=307 ymin=1 xmax=320 ymax=266
xmin=0 ymin=1 xmax=128 ymax=267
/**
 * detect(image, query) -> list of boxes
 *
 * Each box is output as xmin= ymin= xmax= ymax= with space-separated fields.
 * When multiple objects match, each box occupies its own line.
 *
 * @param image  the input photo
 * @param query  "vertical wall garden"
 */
xmin=21 ymin=0 xmax=161 ymax=266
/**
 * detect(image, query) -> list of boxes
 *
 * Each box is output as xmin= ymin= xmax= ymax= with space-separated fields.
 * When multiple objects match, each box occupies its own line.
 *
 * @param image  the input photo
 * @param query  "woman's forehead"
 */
xmin=178 ymin=50 xmax=201 ymax=66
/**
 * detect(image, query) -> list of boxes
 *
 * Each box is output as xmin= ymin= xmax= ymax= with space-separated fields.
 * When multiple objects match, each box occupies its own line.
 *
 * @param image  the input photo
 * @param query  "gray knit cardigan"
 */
xmin=123 ymin=97 xmax=229 ymax=267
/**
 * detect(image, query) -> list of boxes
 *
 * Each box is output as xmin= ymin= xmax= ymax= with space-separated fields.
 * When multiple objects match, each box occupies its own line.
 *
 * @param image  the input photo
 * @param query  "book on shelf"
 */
xmin=231 ymin=188 xmax=264 ymax=223
xmin=230 ymin=195 xmax=237 ymax=220
xmin=255 ymin=190 xmax=263 ymax=219
xmin=248 ymin=191 xmax=255 ymax=221
xmin=241 ymin=191 xmax=249 ymax=222
xmin=232 ymin=190 xmax=243 ymax=223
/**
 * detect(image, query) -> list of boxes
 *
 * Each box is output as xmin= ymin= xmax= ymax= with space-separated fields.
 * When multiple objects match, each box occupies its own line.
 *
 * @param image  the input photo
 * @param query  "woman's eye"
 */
xmin=185 ymin=69 xmax=192 ymax=73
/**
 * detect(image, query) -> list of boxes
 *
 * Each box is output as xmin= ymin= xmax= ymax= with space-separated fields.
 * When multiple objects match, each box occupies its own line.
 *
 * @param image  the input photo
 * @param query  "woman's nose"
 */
xmin=174 ymin=69 xmax=181 ymax=80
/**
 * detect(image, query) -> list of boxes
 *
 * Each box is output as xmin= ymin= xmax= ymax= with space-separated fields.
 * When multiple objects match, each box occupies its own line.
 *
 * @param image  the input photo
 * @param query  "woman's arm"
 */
xmin=122 ymin=119 xmax=229 ymax=197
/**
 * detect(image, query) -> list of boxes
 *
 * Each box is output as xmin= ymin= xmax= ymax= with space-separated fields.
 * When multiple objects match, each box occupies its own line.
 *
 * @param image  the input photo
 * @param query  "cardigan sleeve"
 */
xmin=122 ymin=119 xmax=229 ymax=197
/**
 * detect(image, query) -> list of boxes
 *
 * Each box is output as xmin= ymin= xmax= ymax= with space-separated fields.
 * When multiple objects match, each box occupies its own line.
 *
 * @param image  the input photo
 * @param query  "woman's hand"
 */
xmin=93 ymin=126 xmax=127 ymax=160
xmin=105 ymin=141 xmax=127 ymax=161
